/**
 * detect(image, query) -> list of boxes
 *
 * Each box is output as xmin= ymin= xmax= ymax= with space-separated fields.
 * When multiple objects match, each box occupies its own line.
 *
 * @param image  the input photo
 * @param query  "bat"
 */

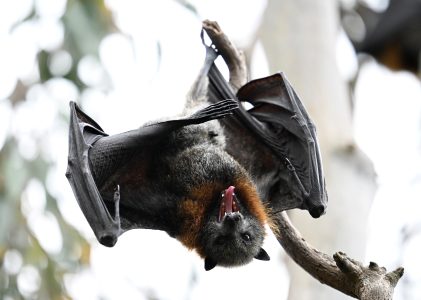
xmin=65 ymin=27 xmax=327 ymax=271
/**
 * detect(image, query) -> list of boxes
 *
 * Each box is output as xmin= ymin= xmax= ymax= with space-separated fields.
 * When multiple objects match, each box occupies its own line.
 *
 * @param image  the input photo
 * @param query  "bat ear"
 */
xmin=254 ymin=248 xmax=270 ymax=261
xmin=204 ymin=257 xmax=217 ymax=271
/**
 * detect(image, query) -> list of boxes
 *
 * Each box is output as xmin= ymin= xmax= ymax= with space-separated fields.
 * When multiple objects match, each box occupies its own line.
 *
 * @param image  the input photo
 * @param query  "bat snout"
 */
xmin=223 ymin=212 xmax=243 ymax=226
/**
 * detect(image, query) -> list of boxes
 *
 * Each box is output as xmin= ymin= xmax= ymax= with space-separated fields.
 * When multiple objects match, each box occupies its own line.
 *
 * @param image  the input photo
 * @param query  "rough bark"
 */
xmin=203 ymin=19 xmax=404 ymax=300
xmin=274 ymin=211 xmax=404 ymax=300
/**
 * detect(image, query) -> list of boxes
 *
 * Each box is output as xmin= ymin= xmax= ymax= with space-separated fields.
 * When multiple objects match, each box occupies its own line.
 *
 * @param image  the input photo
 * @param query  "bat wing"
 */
xmin=65 ymin=102 xmax=121 ymax=247
xmin=65 ymin=100 xmax=238 ymax=247
xmin=206 ymin=47 xmax=327 ymax=218
xmin=237 ymin=73 xmax=328 ymax=218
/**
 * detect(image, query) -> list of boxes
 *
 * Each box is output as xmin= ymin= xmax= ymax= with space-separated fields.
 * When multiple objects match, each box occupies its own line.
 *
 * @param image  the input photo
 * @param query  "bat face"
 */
xmin=198 ymin=186 xmax=269 ymax=271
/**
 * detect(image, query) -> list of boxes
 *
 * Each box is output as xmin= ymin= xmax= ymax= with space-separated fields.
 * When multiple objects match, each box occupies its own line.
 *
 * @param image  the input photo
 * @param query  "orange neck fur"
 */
xmin=176 ymin=178 xmax=268 ymax=257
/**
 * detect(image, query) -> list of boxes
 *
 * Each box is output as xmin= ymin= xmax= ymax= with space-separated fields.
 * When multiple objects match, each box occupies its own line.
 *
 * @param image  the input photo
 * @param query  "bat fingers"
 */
xmin=189 ymin=99 xmax=238 ymax=123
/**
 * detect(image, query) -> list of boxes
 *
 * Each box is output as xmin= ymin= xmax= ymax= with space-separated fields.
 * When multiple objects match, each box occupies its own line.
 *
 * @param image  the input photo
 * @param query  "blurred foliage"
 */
xmin=0 ymin=0 xmax=115 ymax=298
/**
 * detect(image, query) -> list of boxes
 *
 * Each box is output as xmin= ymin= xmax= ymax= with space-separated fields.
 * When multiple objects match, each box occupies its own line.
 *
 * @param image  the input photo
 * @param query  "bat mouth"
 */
xmin=218 ymin=186 xmax=239 ymax=222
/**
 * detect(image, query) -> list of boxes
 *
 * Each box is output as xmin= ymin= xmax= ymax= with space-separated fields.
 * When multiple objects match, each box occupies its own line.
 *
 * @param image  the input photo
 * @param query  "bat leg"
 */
xmin=98 ymin=184 xmax=122 ymax=247
xmin=185 ymin=33 xmax=218 ymax=109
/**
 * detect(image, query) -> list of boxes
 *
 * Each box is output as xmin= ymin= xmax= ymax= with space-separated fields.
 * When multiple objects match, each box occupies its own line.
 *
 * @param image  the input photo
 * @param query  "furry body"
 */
xmin=93 ymin=79 xmax=270 ymax=268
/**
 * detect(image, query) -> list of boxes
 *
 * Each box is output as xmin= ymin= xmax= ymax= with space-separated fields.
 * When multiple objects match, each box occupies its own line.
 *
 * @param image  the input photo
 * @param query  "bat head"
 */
xmin=199 ymin=186 xmax=270 ymax=271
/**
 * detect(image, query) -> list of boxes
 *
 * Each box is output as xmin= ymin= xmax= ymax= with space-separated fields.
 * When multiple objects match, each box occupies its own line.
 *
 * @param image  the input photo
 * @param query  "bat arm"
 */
xmin=93 ymin=99 xmax=239 ymax=153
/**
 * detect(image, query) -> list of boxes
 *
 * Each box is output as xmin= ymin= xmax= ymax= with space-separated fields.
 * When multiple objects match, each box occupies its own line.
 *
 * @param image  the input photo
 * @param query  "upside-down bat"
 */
xmin=65 ymin=25 xmax=327 ymax=271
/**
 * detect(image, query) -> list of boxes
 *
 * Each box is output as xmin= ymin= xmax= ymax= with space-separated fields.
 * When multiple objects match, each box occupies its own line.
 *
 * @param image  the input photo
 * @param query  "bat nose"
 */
xmin=224 ymin=212 xmax=242 ymax=225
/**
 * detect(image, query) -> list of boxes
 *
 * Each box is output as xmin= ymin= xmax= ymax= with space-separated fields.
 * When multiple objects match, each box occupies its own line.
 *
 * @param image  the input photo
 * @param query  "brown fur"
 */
xmin=176 ymin=182 xmax=223 ymax=250
xmin=234 ymin=179 xmax=267 ymax=226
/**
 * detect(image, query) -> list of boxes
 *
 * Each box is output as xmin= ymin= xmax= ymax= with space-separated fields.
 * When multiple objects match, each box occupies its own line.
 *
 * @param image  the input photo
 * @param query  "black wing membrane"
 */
xmin=65 ymin=102 xmax=121 ymax=247
xmin=205 ymin=46 xmax=327 ymax=218
xmin=65 ymin=100 xmax=238 ymax=247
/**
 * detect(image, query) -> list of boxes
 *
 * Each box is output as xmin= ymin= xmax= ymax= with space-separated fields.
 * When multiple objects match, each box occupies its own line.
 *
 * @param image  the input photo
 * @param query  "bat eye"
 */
xmin=242 ymin=233 xmax=251 ymax=242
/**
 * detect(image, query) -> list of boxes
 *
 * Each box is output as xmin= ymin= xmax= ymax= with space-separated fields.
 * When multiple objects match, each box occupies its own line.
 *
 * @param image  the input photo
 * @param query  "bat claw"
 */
xmin=114 ymin=184 xmax=120 ymax=198
xmin=113 ymin=184 xmax=121 ymax=229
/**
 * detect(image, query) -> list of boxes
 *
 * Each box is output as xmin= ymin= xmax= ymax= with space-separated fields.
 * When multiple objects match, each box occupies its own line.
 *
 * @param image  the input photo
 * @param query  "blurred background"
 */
xmin=0 ymin=0 xmax=420 ymax=299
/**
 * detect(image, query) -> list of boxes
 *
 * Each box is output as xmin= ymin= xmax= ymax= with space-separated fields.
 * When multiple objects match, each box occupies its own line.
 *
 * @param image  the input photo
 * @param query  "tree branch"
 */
xmin=274 ymin=212 xmax=403 ymax=299
xmin=202 ymin=19 xmax=404 ymax=299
